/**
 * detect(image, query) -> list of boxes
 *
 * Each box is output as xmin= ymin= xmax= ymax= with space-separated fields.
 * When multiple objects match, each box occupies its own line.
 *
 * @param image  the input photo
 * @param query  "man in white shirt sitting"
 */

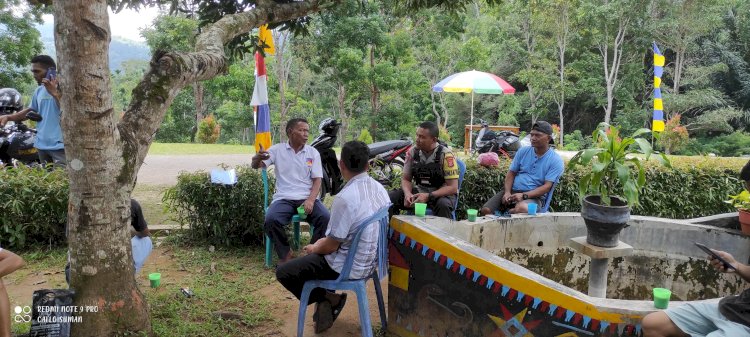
xmin=251 ymin=118 xmax=331 ymax=263
xmin=275 ymin=141 xmax=390 ymax=333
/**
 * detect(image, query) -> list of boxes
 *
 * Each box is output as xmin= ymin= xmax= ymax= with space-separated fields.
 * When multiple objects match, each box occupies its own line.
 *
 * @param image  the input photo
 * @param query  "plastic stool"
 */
xmin=265 ymin=215 xmax=312 ymax=268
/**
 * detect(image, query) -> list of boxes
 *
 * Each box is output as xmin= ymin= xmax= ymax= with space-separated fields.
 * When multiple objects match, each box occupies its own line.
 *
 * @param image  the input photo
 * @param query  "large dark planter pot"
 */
xmin=581 ymin=195 xmax=631 ymax=247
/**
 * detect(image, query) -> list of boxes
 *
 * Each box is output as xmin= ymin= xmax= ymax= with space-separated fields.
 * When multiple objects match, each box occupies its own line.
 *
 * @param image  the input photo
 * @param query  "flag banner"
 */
xmin=252 ymin=51 xmax=272 ymax=152
xmin=258 ymin=24 xmax=275 ymax=55
xmin=652 ymin=42 xmax=665 ymax=132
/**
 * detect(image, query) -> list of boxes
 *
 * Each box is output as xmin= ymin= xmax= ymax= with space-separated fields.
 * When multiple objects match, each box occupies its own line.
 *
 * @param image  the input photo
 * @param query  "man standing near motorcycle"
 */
xmin=389 ymin=121 xmax=459 ymax=219
xmin=480 ymin=121 xmax=564 ymax=215
xmin=251 ymin=118 xmax=331 ymax=264
xmin=0 ymin=55 xmax=65 ymax=167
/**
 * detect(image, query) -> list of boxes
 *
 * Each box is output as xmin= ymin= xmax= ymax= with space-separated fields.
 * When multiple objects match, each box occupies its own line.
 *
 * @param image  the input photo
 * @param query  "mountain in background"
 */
xmin=36 ymin=21 xmax=151 ymax=72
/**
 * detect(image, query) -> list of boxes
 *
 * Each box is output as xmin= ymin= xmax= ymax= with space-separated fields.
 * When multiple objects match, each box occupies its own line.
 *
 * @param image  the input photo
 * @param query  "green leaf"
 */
xmin=614 ymin=162 xmax=630 ymax=185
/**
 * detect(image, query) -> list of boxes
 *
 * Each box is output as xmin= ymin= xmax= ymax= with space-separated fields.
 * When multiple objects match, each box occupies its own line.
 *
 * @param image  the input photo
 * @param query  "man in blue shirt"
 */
xmin=0 ymin=55 xmax=65 ymax=167
xmin=480 ymin=121 xmax=564 ymax=215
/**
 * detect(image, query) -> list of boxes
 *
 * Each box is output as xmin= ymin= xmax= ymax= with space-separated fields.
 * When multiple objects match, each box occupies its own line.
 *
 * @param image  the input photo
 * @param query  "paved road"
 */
xmin=137 ymin=154 xmax=253 ymax=185
xmin=136 ymin=149 xmax=578 ymax=185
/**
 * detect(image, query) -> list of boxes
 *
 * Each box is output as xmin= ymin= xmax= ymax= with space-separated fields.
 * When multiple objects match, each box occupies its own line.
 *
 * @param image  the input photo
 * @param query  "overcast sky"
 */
xmin=42 ymin=6 xmax=161 ymax=43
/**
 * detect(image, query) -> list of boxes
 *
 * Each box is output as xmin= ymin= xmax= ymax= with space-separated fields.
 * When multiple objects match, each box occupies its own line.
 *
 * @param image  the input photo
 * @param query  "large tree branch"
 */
xmin=118 ymin=0 xmax=333 ymax=185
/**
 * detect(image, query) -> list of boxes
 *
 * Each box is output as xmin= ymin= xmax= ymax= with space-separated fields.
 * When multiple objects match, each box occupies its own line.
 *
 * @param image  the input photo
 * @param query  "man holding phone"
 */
xmin=641 ymin=160 xmax=750 ymax=336
xmin=0 ymin=55 xmax=65 ymax=167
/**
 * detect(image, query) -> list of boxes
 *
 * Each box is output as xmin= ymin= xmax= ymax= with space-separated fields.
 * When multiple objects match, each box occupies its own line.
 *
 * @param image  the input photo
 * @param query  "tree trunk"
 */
xmin=555 ymin=2 xmax=569 ymax=147
xmin=193 ymin=82 xmax=205 ymax=133
xmin=274 ymin=29 xmax=292 ymax=142
xmin=430 ymin=89 xmax=442 ymax=127
xmin=337 ymin=83 xmax=347 ymax=143
xmin=599 ymin=16 xmax=628 ymax=125
xmin=673 ymin=46 xmax=685 ymax=97
xmin=53 ymin=1 xmax=329 ymax=335
xmin=54 ymin=2 xmax=150 ymax=334
xmin=369 ymin=44 xmax=380 ymax=135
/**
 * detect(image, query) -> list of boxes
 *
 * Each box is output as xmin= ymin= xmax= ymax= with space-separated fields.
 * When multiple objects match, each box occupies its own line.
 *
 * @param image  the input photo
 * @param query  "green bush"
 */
xmin=0 ymin=166 xmax=68 ymax=249
xmin=454 ymin=157 xmax=744 ymax=220
xmin=196 ymin=114 xmax=221 ymax=144
xmin=164 ymin=165 xmax=274 ymax=246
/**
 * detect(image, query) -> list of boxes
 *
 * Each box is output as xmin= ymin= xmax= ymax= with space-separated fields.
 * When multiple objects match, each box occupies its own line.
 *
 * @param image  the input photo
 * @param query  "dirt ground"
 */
xmin=6 ymin=245 xmax=388 ymax=337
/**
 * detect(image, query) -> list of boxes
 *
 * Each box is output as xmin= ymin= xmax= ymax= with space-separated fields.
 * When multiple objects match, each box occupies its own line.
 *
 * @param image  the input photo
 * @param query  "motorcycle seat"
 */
xmin=368 ymin=139 xmax=411 ymax=156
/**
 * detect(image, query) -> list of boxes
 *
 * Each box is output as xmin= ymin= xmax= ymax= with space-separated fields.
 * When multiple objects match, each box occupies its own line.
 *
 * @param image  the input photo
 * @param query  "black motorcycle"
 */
xmin=0 ymin=88 xmax=42 ymax=167
xmin=368 ymin=138 xmax=412 ymax=186
xmin=311 ymin=118 xmax=343 ymax=199
xmin=474 ymin=119 xmax=520 ymax=159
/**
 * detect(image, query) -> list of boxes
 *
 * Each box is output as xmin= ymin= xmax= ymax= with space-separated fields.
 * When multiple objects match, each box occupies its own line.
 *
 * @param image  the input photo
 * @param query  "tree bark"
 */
xmin=599 ymin=14 xmax=628 ymax=125
xmin=337 ymin=83 xmax=348 ymax=143
xmin=368 ymin=44 xmax=380 ymax=135
xmin=273 ymin=29 xmax=293 ymax=142
xmin=193 ymin=82 xmax=205 ymax=135
xmin=54 ymin=1 xmax=330 ymax=335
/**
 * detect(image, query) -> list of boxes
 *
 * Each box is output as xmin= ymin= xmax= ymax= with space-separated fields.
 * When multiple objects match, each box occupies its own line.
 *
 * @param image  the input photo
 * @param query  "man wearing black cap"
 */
xmin=480 ymin=121 xmax=564 ymax=215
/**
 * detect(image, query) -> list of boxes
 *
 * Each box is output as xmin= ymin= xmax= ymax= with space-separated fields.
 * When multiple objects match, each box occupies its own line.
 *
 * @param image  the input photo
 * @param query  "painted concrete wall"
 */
xmin=388 ymin=213 xmax=750 ymax=337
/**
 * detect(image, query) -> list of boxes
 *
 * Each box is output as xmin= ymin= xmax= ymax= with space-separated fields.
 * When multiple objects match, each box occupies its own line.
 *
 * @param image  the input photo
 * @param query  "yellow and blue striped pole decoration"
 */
xmin=652 ymin=42 xmax=665 ymax=132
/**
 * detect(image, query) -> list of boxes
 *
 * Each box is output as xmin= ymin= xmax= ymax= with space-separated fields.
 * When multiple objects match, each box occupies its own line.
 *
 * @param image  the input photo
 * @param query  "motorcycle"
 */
xmin=0 ymin=88 xmax=42 ymax=167
xmin=0 ymin=113 xmax=42 ymax=167
xmin=311 ymin=118 xmax=343 ymax=199
xmin=474 ymin=119 xmax=520 ymax=160
xmin=368 ymin=138 xmax=412 ymax=186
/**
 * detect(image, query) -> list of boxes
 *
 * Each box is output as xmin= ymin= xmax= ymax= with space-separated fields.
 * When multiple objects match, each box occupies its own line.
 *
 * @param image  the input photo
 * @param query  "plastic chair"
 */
xmin=416 ymin=158 xmax=466 ymax=220
xmin=296 ymin=204 xmax=391 ymax=337
xmin=262 ymin=168 xmax=311 ymax=267
xmin=540 ymin=182 xmax=557 ymax=213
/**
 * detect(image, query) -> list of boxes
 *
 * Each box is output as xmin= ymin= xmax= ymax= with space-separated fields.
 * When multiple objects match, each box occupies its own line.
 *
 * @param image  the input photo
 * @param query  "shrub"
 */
xmin=357 ymin=128 xmax=373 ymax=144
xmin=196 ymin=114 xmax=221 ymax=144
xmin=438 ymin=125 xmax=452 ymax=144
xmin=659 ymin=114 xmax=689 ymax=155
xmin=0 ymin=165 xmax=68 ymax=249
xmin=163 ymin=165 xmax=274 ymax=246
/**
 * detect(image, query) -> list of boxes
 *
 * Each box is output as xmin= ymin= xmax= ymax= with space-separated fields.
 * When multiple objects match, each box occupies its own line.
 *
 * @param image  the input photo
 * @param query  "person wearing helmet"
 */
xmin=0 ymin=55 xmax=65 ymax=167
xmin=0 ymin=88 xmax=23 ymax=115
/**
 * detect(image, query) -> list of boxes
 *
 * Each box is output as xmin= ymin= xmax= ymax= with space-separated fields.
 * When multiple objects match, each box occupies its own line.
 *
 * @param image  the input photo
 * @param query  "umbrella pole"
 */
xmin=469 ymin=91 xmax=474 ymax=153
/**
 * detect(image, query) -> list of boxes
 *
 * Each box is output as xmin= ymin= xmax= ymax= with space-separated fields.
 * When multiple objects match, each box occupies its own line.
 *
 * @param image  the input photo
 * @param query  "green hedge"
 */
xmin=162 ymin=156 xmax=747 ymax=246
xmin=164 ymin=166 xmax=275 ymax=246
xmin=456 ymin=156 xmax=745 ymax=220
xmin=0 ymin=166 xmax=68 ymax=249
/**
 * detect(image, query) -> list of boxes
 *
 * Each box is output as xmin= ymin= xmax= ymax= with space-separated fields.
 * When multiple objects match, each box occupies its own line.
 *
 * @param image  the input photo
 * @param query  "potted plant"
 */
xmin=568 ymin=123 xmax=670 ymax=247
xmin=725 ymin=190 xmax=750 ymax=235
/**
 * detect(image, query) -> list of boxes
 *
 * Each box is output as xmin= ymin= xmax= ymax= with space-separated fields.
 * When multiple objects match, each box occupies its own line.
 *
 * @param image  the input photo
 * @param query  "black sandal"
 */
xmin=331 ymin=293 xmax=347 ymax=323
xmin=313 ymin=300 xmax=334 ymax=333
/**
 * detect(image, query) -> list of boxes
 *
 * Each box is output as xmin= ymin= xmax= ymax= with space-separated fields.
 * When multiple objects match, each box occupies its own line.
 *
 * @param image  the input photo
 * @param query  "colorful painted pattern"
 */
xmin=388 ymin=226 xmax=643 ymax=337
xmin=652 ymin=42 xmax=665 ymax=132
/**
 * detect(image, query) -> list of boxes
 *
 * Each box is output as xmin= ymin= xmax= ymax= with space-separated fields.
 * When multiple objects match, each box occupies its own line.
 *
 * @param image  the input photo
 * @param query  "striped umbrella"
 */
xmin=432 ymin=70 xmax=515 ymax=152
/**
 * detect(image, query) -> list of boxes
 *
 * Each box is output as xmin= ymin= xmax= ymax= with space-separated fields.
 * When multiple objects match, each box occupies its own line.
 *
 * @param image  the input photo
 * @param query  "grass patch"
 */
xmin=10 ymin=238 xmax=280 ymax=336
xmin=148 ymin=143 xmax=255 ymax=155
xmin=133 ymin=184 xmax=177 ymax=226
xmin=144 ymin=240 xmax=279 ymax=336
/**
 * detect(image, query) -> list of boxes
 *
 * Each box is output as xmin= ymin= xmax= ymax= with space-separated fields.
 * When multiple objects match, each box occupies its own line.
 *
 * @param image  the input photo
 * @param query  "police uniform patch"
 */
xmin=447 ymin=157 xmax=455 ymax=167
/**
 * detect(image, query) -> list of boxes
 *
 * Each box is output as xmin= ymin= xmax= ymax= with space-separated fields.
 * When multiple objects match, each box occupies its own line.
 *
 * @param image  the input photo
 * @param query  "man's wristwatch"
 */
xmin=522 ymin=193 xmax=528 ymax=200
xmin=428 ymin=192 xmax=434 ymax=201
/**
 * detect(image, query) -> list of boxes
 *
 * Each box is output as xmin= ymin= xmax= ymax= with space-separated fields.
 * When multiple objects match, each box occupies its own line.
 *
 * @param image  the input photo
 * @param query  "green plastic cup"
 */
xmin=653 ymin=288 xmax=671 ymax=309
xmin=414 ymin=203 xmax=427 ymax=217
xmin=527 ymin=202 xmax=538 ymax=215
xmin=467 ymin=209 xmax=478 ymax=222
xmin=149 ymin=273 xmax=161 ymax=288
xmin=297 ymin=206 xmax=307 ymax=220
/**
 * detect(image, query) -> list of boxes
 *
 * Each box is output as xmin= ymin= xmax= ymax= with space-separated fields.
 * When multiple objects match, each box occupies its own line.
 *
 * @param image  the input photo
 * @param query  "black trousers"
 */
xmin=265 ymin=199 xmax=330 ymax=259
xmin=276 ymin=253 xmax=340 ymax=305
xmin=388 ymin=188 xmax=455 ymax=219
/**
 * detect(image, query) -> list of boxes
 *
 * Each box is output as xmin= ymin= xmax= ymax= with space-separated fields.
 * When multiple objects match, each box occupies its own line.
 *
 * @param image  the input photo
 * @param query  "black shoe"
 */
xmin=313 ymin=300 xmax=334 ymax=333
